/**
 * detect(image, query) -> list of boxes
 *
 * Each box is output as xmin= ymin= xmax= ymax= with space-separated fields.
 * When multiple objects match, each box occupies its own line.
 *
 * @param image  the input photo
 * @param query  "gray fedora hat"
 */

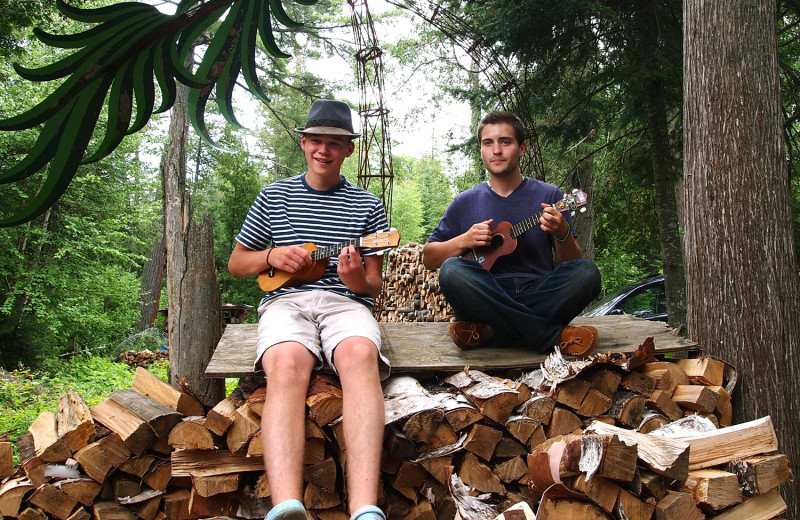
xmin=295 ymin=99 xmax=360 ymax=138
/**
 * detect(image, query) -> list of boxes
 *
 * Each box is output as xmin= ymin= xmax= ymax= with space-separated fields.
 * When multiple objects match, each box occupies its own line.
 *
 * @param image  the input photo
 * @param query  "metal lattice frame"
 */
xmin=349 ymin=0 xmax=394 ymax=215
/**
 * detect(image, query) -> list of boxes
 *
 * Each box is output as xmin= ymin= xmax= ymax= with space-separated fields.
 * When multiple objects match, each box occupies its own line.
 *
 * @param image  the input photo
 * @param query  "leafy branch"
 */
xmin=0 ymin=0 xmax=318 ymax=227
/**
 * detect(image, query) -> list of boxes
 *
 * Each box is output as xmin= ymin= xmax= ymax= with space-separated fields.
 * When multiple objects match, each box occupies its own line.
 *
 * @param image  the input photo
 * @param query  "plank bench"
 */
xmin=205 ymin=314 xmax=698 ymax=378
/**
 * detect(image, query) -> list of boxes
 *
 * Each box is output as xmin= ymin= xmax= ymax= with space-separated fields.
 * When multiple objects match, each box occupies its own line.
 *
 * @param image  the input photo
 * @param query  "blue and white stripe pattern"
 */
xmin=236 ymin=174 xmax=389 ymax=308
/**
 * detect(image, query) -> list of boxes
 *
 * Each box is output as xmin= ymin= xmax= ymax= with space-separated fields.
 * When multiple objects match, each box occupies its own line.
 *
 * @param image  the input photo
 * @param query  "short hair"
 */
xmin=477 ymin=111 xmax=526 ymax=145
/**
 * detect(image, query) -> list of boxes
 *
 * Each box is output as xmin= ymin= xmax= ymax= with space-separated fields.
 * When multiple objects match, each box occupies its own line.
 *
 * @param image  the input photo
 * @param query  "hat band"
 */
xmin=304 ymin=118 xmax=354 ymax=132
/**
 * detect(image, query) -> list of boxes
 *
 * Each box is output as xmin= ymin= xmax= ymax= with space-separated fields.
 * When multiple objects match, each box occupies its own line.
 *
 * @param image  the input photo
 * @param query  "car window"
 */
xmin=617 ymin=285 xmax=666 ymax=319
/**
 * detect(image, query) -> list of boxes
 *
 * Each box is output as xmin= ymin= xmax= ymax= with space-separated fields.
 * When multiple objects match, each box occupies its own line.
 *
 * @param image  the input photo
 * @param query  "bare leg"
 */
xmin=260 ymin=342 xmax=317 ymax=503
xmin=333 ymin=337 xmax=385 ymax=514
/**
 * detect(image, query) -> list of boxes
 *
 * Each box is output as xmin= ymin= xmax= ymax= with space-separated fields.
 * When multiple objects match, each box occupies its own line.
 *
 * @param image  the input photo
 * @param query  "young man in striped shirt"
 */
xmin=228 ymin=99 xmax=390 ymax=520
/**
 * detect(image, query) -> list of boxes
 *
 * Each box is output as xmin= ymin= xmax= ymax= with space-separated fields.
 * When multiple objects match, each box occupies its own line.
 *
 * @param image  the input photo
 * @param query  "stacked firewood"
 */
xmin=378 ymin=243 xmax=452 ymax=323
xmin=117 ymin=349 xmax=169 ymax=368
xmin=1 ymin=343 xmax=793 ymax=520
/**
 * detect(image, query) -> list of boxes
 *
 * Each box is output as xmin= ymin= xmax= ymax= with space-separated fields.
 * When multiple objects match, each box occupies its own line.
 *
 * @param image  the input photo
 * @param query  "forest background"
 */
xmin=1 ymin=0 xmax=800 ymax=508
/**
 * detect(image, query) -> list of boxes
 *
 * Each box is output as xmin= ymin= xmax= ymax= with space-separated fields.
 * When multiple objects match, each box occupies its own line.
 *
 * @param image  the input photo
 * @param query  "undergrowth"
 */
xmin=0 ymin=355 xmax=169 ymax=444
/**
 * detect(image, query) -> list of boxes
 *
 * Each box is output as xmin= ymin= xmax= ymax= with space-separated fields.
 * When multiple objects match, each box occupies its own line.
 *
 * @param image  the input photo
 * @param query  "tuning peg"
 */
xmin=580 ymin=207 xmax=587 ymax=213
xmin=570 ymin=210 xmax=576 ymax=216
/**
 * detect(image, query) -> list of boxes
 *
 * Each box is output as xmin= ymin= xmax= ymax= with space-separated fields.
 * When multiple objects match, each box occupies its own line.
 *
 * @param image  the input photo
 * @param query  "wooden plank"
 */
xmin=205 ymin=315 xmax=697 ymax=378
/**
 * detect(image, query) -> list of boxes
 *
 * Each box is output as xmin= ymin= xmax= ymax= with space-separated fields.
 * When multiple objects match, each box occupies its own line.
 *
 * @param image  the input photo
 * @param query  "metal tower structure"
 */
xmin=348 ymin=0 xmax=394 ymax=214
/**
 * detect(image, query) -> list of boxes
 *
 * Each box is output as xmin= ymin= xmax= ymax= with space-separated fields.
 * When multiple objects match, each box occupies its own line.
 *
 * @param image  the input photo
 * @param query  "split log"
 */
xmin=27 ymin=412 xmax=71 ymax=463
xmin=492 ymin=456 xmax=527 ymax=484
xmin=646 ymin=389 xmax=684 ymax=421
xmin=620 ymin=370 xmax=656 ymax=397
xmin=545 ymin=407 xmax=582 ymax=438
xmin=118 ymin=453 xmax=158 ymax=478
xmin=56 ymin=390 xmax=95 ymax=454
xmin=27 ymin=484 xmax=79 ymax=520
xmin=671 ymin=384 xmax=720 ymax=413
xmin=536 ymin=497 xmax=608 ymax=520
xmin=494 ymin=501 xmax=535 ymax=520
xmin=655 ymin=491 xmax=704 ymax=520
xmin=674 ymin=357 xmax=725 ymax=386
xmin=459 ymin=453 xmax=505 ymax=494
xmin=430 ymin=392 xmax=484 ymax=432
xmin=585 ymin=421 xmax=689 ymax=481
xmin=91 ymin=399 xmax=155 ymax=455
xmin=570 ymin=473 xmax=622 ymax=514
xmin=552 ymin=379 xmax=590 ymax=411
xmin=588 ymin=367 xmax=622 ymax=397
xmin=615 ymin=488 xmax=655 ymax=520
xmin=0 ymin=442 xmax=14 ymax=478
xmin=727 ymin=453 xmax=792 ymax=496
xmin=666 ymin=415 xmax=779 ymax=470
xmin=226 ymin=402 xmax=261 ymax=453
xmin=383 ymin=376 xmax=446 ymax=444
xmin=708 ymin=488 xmax=787 ymax=520
xmin=73 ymin=434 xmax=131 ymax=483
xmin=572 ymin=434 xmax=638 ymax=482
xmin=131 ymin=367 xmax=205 ymax=417
xmin=576 ymin=389 xmax=613 ymax=417
xmin=445 ymin=370 xmax=519 ymax=425
xmin=168 ymin=416 xmax=219 ymax=450
xmin=192 ymin=474 xmax=239 ymax=497
xmin=0 ymin=477 xmax=34 ymax=518
xmin=516 ymin=393 xmax=555 ymax=425
xmin=170 ymin=450 xmax=263 ymax=478
xmin=303 ymin=457 xmax=338 ymax=491
xmin=463 ymin=424 xmax=503 ymax=462
xmin=638 ymin=361 xmax=689 ymax=394
xmin=187 ymin=488 xmax=240 ymax=517
xmin=54 ymin=478 xmax=102 ymax=506
xmin=204 ymin=396 xmax=240 ymax=436
xmin=91 ymin=500 xmax=138 ymax=519
xmin=504 ymin=416 xmax=542 ymax=445
xmin=607 ymin=391 xmax=646 ymax=428
xmin=681 ymin=468 xmax=742 ymax=511
xmin=307 ymin=374 xmax=344 ymax=427
xmin=708 ymin=385 xmax=733 ymax=427
xmin=108 ymin=389 xmax=183 ymax=439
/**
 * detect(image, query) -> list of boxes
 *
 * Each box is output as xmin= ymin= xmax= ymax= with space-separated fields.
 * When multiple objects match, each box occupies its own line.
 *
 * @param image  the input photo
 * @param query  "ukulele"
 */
xmin=258 ymin=229 xmax=401 ymax=293
xmin=462 ymin=189 xmax=588 ymax=270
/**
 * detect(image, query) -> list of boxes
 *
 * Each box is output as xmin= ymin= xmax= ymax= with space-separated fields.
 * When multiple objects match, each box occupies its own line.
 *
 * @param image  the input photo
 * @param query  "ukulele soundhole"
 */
xmin=490 ymin=234 xmax=504 ymax=250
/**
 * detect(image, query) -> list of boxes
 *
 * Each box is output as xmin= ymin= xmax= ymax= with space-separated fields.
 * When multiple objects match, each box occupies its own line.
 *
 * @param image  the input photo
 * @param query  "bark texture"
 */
xmin=163 ymin=62 xmax=224 ymax=407
xmin=683 ymin=1 xmax=800 ymax=514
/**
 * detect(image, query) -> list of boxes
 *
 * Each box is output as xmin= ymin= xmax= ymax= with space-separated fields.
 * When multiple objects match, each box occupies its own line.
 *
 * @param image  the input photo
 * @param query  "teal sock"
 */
xmin=350 ymin=505 xmax=387 ymax=520
xmin=266 ymin=499 xmax=306 ymax=520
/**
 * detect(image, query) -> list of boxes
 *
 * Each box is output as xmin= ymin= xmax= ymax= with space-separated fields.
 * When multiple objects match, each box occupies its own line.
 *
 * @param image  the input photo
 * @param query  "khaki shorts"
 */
xmin=255 ymin=290 xmax=391 ymax=380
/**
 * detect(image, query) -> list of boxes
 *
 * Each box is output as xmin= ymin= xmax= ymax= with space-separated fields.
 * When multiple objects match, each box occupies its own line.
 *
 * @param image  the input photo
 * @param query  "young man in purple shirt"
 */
xmin=423 ymin=111 xmax=601 ymax=356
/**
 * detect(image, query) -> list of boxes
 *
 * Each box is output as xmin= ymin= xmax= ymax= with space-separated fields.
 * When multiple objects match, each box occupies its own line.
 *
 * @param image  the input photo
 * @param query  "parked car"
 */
xmin=581 ymin=274 xmax=667 ymax=322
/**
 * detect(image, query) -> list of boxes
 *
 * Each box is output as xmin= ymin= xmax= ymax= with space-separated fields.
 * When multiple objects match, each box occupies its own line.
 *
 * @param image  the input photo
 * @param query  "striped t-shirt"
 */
xmin=236 ymin=173 xmax=389 ymax=308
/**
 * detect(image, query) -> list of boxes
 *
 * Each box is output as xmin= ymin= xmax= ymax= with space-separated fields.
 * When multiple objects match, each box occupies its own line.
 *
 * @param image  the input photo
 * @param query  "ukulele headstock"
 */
xmin=554 ymin=188 xmax=589 ymax=216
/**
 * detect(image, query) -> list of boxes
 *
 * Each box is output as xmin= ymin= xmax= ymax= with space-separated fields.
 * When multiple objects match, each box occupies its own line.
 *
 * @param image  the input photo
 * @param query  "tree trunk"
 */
xmin=683 ymin=1 xmax=800 ymax=515
xmin=162 ymin=57 xmax=224 ymax=407
xmin=135 ymin=231 xmax=166 ymax=332
xmin=571 ymin=142 xmax=595 ymax=262
xmin=634 ymin=5 xmax=687 ymax=332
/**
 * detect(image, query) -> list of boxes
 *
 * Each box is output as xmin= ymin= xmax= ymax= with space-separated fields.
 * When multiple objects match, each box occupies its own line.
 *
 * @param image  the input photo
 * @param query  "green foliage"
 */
xmin=0 ymin=356 xmax=169 ymax=443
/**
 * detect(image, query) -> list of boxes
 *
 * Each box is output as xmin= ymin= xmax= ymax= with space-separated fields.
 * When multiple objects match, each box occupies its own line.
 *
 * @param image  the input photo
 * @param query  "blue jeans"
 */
xmin=438 ymin=257 xmax=601 ymax=352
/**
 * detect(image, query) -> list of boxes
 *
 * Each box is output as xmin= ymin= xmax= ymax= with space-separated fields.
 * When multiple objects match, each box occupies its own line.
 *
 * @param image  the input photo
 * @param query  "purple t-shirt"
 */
xmin=427 ymin=178 xmax=576 ymax=279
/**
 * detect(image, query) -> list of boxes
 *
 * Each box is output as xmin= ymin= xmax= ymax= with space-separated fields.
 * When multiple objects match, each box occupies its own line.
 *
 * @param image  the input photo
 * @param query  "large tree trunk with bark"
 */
xmin=683 ymin=1 xmax=800 ymax=514
xmin=162 ymin=63 xmax=224 ymax=407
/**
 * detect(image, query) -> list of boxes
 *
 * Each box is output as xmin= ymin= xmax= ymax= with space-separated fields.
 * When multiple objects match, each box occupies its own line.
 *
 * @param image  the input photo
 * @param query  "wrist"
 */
xmin=554 ymin=224 xmax=571 ymax=242
xmin=265 ymin=248 xmax=274 ymax=267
